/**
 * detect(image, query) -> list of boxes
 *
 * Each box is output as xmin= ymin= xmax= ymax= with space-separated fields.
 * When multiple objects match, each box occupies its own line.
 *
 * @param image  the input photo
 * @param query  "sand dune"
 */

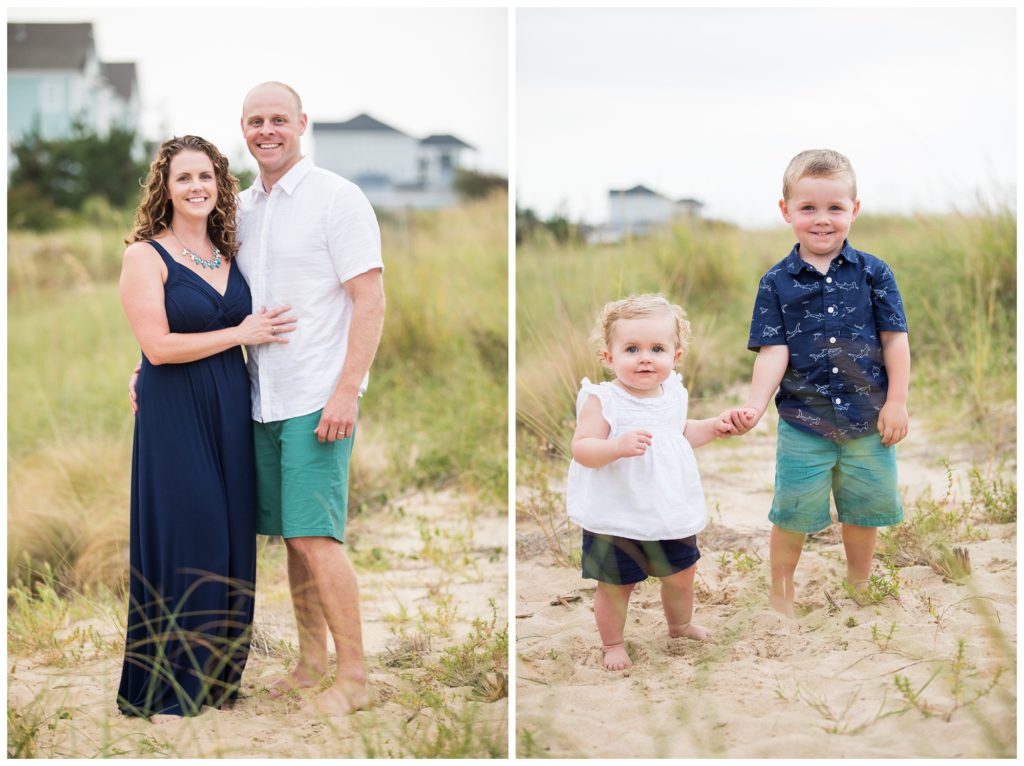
xmin=516 ymin=415 xmax=1016 ymax=758
xmin=8 ymin=491 xmax=508 ymax=758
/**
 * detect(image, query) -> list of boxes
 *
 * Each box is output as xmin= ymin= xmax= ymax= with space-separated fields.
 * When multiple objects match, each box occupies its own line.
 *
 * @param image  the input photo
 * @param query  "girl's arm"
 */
xmin=683 ymin=416 xmax=728 ymax=449
xmin=571 ymin=394 xmax=651 ymax=469
xmin=119 ymin=242 xmax=296 ymax=365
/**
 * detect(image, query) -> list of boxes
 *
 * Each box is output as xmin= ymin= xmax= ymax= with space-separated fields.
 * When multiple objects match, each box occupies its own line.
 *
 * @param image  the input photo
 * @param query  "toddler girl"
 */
xmin=567 ymin=294 xmax=734 ymax=671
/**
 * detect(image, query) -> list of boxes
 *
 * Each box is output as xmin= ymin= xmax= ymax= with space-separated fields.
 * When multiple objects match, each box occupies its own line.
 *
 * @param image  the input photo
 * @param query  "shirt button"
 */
xmin=835 ymin=398 xmax=842 ymax=404
xmin=826 ymin=277 xmax=833 ymax=283
xmin=830 ymin=337 xmax=837 ymax=343
xmin=839 ymin=258 xmax=844 ymax=264
xmin=832 ymin=367 xmax=839 ymax=373
xmin=828 ymin=306 xmax=835 ymax=314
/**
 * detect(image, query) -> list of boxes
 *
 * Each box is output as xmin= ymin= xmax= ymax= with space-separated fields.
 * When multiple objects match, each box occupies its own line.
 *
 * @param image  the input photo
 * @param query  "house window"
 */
xmin=40 ymin=78 xmax=63 ymax=113
xmin=440 ymin=152 xmax=452 ymax=171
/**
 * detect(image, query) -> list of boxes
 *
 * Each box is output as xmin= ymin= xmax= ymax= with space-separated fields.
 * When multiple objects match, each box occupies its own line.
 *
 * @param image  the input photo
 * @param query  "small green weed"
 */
xmin=845 ymin=563 xmax=900 ymax=605
xmin=967 ymin=468 xmax=1016 ymax=524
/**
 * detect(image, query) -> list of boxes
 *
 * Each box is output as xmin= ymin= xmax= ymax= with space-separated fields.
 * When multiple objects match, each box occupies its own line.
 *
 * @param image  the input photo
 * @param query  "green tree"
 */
xmin=453 ymin=168 xmax=507 ymax=201
xmin=10 ymin=120 xmax=148 ymax=215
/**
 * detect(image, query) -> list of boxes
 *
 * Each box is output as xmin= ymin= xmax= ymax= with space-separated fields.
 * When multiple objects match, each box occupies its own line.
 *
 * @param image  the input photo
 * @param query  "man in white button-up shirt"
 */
xmin=239 ymin=82 xmax=384 ymax=716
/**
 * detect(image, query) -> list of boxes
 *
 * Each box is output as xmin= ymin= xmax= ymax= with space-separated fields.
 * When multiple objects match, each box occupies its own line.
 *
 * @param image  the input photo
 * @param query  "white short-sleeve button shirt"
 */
xmin=236 ymin=156 xmax=383 ymax=423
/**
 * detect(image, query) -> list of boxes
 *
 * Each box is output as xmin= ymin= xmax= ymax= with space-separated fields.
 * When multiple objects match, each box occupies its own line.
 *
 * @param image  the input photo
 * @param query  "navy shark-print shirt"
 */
xmin=747 ymin=240 xmax=908 ymax=441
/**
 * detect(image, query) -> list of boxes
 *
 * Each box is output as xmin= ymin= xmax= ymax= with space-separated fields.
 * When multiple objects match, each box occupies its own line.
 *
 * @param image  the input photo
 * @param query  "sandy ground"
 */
xmin=516 ymin=412 xmax=1016 ymax=758
xmin=8 ymin=491 xmax=508 ymax=758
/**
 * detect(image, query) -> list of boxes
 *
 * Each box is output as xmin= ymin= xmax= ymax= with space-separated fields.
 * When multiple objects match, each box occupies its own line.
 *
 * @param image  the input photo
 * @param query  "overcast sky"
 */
xmin=8 ymin=6 xmax=508 ymax=175
xmin=518 ymin=7 xmax=1016 ymax=227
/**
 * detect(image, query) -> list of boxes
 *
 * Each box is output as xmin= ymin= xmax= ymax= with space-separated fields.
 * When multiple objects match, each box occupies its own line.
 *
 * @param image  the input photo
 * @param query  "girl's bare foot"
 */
xmin=668 ymin=622 xmax=710 ymax=640
xmin=266 ymin=666 xmax=323 ymax=699
xmin=602 ymin=642 xmax=632 ymax=671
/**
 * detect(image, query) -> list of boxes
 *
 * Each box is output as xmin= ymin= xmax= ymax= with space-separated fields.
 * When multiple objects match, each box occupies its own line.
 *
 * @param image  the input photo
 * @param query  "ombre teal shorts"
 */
xmin=770 ymin=419 xmax=902 ymax=534
xmin=253 ymin=409 xmax=355 ymax=543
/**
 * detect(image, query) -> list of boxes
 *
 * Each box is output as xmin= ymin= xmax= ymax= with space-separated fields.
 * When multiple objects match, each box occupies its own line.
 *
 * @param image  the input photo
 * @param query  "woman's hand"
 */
xmin=236 ymin=305 xmax=297 ymax=346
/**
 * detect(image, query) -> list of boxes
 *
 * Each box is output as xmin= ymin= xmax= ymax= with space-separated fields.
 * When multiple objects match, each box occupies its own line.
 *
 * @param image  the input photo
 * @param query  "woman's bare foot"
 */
xmin=602 ymin=642 xmax=632 ymax=671
xmin=667 ymin=622 xmax=710 ymax=641
xmin=266 ymin=666 xmax=323 ymax=699
xmin=769 ymin=593 xmax=797 ymax=619
xmin=307 ymin=677 xmax=371 ymax=717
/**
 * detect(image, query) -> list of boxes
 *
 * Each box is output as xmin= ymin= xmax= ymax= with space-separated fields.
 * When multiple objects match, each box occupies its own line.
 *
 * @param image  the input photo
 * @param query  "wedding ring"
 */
xmin=270 ymin=326 xmax=276 ymax=335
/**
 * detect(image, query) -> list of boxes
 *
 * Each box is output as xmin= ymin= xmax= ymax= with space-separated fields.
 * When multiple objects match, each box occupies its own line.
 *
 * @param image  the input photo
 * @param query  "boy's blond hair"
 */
xmin=782 ymin=149 xmax=857 ymax=201
xmin=590 ymin=294 xmax=691 ymax=360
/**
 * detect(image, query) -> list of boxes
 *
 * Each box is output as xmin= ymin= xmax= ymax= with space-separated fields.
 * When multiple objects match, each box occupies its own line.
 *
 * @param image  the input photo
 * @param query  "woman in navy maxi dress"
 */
xmin=116 ymin=136 xmax=292 ymax=719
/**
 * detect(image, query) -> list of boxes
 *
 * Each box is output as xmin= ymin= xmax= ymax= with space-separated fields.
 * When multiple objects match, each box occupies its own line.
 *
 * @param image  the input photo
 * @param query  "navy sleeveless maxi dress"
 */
xmin=117 ymin=240 xmax=257 ymax=718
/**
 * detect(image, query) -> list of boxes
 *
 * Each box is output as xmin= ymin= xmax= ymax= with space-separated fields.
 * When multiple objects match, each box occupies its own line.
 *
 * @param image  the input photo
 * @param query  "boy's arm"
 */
xmin=877 ymin=331 xmax=910 ymax=446
xmin=571 ymin=395 xmax=651 ymax=468
xmin=727 ymin=344 xmax=789 ymax=433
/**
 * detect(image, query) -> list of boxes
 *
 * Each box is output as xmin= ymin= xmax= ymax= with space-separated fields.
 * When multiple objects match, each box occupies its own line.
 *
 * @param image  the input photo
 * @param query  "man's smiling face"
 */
xmin=241 ymin=84 xmax=307 ymax=186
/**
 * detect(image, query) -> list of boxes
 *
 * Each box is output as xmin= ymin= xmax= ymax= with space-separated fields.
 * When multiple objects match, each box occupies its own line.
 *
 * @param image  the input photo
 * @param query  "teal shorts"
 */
xmin=770 ymin=419 xmax=902 ymax=533
xmin=253 ymin=409 xmax=355 ymax=542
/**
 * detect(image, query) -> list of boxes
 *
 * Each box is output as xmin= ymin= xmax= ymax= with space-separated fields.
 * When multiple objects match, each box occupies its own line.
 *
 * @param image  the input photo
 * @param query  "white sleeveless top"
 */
xmin=566 ymin=372 xmax=707 ymax=540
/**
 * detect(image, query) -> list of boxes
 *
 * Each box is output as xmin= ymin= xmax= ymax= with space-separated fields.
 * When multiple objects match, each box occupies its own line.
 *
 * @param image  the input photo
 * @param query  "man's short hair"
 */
xmin=244 ymin=81 xmax=303 ymax=117
xmin=783 ymin=149 xmax=857 ymax=200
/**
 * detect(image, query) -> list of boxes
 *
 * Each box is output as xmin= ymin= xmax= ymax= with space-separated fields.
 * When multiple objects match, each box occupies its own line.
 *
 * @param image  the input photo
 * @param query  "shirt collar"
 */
xmin=785 ymin=239 xmax=858 ymax=274
xmin=251 ymin=155 xmax=314 ymax=198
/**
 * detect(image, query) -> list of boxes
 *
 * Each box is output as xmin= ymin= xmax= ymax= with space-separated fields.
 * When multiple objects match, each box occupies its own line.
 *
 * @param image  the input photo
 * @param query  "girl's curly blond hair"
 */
xmin=589 ymin=293 xmax=691 ymax=362
xmin=126 ymin=135 xmax=239 ymax=258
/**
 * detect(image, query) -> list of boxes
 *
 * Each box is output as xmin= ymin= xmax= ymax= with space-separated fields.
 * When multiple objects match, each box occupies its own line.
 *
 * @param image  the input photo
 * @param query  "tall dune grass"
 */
xmin=516 ymin=207 xmax=1016 ymax=458
xmin=7 ymin=192 xmax=507 ymax=591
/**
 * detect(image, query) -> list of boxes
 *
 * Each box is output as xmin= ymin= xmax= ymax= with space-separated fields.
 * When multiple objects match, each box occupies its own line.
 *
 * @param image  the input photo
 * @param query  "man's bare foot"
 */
xmin=602 ymin=642 xmax=632 ymax=671
xmin=668 ymin=622 xmax=710 ymax=641
xmin=769 ymin=593 xmax=797 ymax=619
xmin=266 ymin=666 xmax=323 ymax=699
xmin=307 ymin=677 xmax=371 ymax=717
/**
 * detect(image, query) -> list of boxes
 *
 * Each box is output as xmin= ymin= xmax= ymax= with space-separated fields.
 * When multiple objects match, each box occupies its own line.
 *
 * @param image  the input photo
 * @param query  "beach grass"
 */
xmin=516 ymin=207 xmax=1016 ymax=460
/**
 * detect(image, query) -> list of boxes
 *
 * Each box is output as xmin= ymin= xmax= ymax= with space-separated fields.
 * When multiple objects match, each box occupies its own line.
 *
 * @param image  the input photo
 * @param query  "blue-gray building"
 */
xmin=8 ymin=22 xmax=141 ymax=167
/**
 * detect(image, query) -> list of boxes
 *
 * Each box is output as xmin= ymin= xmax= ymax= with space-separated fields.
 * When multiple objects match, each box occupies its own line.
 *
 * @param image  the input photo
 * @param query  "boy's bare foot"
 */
xmin=266 ymin=666 xmax=323 ymax=699
xmin=769 ymin=593 xmax=797 ymax=619
xmin=668 ymin=622 xmax=710 ymax=641
xmin=602 ymin=642 xmax=632 ymax=671
xmin=306 ymin=677 xmax=371 ymax=717
xmin=844 ymin=578 xmax=872 ymax=606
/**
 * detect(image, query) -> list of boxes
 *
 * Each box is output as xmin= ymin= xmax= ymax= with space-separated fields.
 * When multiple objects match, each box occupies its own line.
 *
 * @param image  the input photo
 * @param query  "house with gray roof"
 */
xmin=7 ymin=22 xmax=141 ymax=163
xmin=588 ymin=183 xmax=704 ymax=243
xmin=312 ymin=113 xmax=474 ymax=209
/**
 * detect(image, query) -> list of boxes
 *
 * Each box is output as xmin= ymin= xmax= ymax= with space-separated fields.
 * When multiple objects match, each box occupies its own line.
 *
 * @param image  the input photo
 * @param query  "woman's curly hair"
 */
xmin=126 ymin=135 xmax=239 ymax=258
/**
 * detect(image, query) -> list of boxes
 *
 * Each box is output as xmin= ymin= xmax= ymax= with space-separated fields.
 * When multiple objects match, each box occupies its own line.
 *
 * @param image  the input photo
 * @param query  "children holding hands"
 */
xmin=567 ymin=295 xmax=737 ymax=671
xmin=566 ymin=150 xmax=910 ymax=671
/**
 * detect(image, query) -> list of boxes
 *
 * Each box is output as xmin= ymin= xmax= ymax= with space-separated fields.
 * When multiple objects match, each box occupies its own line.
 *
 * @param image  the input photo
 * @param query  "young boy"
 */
xmin=728 ymin=149 xmax=911 ymax=618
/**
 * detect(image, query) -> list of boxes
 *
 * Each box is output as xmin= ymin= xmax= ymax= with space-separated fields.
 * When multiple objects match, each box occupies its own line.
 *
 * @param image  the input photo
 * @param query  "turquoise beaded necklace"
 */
xmin=170 ymin=226 xmax=222 ymax=270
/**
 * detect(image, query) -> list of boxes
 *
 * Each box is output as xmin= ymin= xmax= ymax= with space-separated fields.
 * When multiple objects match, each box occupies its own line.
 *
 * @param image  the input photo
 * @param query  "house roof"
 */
xmin=420 ymin=134 xmax=473 ymax=150
xmin=101 ymin=62 xmax=137 ymax=101
xmin=313 ymin=113 xmax=410 ymax=136
xmin=610 ymin=184 xmax=662 ymax=197
xmin=676 ymin=197 xmax=704 ymax=207
xmin=8 ymin=22 xmax=95 ymax=70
